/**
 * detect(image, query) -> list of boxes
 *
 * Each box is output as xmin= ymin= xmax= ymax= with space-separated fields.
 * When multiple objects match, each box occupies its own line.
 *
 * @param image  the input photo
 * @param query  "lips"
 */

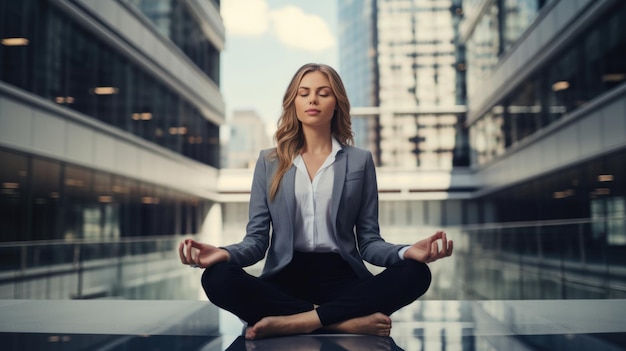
xmin=305 ymin=109 xmax=321 ymax=115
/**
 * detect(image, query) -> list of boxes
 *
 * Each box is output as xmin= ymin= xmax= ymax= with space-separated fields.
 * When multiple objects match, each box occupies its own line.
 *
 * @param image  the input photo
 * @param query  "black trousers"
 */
xmin=201 ymin=251 xmax=431 ymax=327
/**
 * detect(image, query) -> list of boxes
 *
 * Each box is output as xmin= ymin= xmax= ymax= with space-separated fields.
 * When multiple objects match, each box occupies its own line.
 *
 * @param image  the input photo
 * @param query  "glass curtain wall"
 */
xmin=0 ymin=0 xmax=221 ymax=168
xmin=0 ymin=148 xmax=210 ymax=243
xmin=128 ymin=0 xmax=221 ymax=83
xmin=470 ymin=1 xmax=626 ymax=165
xmin=465 ymin=0 xmax=546 ymax=95
xmin=459 ymin=149 xmax=626 ymax=299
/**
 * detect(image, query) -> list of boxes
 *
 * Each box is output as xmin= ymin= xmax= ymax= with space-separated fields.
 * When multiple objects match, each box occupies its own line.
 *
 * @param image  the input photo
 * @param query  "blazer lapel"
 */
xmin=281 ymin=165 xmax=297 ymax=246
xmin=331 ymin=150 xmax=347 ymax=224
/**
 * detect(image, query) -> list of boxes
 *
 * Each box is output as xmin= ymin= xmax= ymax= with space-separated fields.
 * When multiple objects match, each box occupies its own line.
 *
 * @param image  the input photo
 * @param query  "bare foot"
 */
xmin=326 ymin=312 xmax=392 ymax=336
xmin=245 ymin=310 xmax=322 ymax=340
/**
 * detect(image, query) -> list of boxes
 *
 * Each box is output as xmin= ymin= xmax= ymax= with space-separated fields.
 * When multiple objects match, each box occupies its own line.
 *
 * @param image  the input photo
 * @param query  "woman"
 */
xmin=179 ymin=63 xmax=453 ymax=340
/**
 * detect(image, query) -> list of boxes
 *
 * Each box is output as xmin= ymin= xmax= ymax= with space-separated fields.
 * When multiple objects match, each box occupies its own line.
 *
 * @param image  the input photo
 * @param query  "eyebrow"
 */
xmin=298 ymin=86 xmax=332 ymax=90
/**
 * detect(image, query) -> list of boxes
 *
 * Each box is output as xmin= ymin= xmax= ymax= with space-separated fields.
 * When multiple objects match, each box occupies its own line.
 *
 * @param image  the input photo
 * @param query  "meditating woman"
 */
xmin=179 ymin=63 xmax=453 ymax=340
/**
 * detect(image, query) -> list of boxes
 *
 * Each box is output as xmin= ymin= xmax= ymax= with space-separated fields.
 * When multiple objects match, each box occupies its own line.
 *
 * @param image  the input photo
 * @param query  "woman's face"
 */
xmin=294 ymin=71 xmax=336 ymax=129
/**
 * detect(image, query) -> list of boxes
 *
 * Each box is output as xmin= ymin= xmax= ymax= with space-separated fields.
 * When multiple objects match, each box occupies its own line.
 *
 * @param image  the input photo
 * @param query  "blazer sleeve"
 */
xmin=354 ymin=151 xmax=405 ymax=266
xmin=222 ymin=151 xmax=271 ymax=267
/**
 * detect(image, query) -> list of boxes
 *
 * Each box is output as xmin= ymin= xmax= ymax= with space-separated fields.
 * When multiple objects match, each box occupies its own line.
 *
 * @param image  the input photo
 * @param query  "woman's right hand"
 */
xmin=178 ymin=239 xmax=230 ymax=268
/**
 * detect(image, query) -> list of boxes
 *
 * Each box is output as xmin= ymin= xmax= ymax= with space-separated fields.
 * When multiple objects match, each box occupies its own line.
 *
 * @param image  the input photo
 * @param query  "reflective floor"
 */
xmin=1 ymin=299 xmax=625 ymax=350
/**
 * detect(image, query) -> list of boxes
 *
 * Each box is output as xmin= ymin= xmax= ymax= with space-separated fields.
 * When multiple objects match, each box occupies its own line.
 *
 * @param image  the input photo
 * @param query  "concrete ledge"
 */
xmin=0 ymin=300 xmax=219 ymax=336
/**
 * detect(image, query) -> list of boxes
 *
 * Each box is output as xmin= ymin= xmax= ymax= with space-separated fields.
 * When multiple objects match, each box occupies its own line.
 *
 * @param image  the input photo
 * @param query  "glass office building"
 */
xmin=340 ymin=0 xmax=468 ymax=169
xmin=460 ymin=0 xmax=626 ymax=299
xmin=338 ymin=0 xmax=379 ymax=152
xmin=0 ymin=0 xmax=224 ymax=242
xmin=0 ymin=0 xmax=224 ymax=299
xmin=338 ymin=0 xmax=626 ymax=300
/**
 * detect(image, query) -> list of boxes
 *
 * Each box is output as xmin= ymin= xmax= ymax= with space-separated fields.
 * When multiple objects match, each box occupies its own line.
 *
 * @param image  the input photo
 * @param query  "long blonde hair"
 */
xmin=268 ymin=63 xmax=354 ymax=201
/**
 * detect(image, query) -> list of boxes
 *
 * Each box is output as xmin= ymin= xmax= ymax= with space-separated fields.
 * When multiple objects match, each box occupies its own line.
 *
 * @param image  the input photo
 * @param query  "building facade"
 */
xmin=222 ymin=110 xmax=271 ymax=169
xmin=0 ymin=0 xmax=225 ymax=243
xmin=460 ymin=0 xmax=626 ymax=299
xmin=463 ymin=0 xmax=625 ymax=231
xmin=338 ymin=0 xmax=379 ymax=152
xmin=340 ymin=0 xmax=468 ymax=169
xmin=0 ymin=0 xmax=224 ymax=299
xmin=337 ymin=0 xmax=626 ymax=299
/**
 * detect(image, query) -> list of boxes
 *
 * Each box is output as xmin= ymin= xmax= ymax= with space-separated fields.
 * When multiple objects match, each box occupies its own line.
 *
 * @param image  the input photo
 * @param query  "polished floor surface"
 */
xmin=1 ymin=299 xmax=625 ymax=350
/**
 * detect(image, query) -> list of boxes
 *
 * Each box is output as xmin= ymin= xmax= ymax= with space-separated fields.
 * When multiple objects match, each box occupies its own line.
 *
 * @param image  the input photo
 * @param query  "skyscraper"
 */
xmin=0 ymin=0 xmax=224 ymax=243
xmin=223 ymin=110 xmax=271 ymax=169
xmin=457 ymin=0 xmax=626 ymax=299
xmin=338 ymin=0 xmax=379 ymax=152
xmin=338 ymin=0 xmax=626 ymax=299
xmin=339 ymin=0 xmax=468 ymax=169
xmin=0 ymin=0 xmax=226 ymax=299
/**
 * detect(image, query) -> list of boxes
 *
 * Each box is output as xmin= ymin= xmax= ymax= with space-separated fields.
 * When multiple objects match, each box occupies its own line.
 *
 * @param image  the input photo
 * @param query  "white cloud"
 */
xmin=221 ymin=0 xmax=269 ymax=36
xmin=269 ymin=6 xmax=336 ymax=52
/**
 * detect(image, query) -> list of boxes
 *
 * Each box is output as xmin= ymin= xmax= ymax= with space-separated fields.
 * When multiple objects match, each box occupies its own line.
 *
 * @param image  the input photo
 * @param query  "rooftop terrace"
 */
xmin=1 ymin=298 xmax=625 ymax=350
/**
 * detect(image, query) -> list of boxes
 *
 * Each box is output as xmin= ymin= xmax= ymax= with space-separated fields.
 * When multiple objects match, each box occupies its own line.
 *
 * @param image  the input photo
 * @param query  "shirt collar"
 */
xmin=329 ymin=137 xmax=342 ymax=159
xmin=293 ymin=137 xmax=343 ymax=166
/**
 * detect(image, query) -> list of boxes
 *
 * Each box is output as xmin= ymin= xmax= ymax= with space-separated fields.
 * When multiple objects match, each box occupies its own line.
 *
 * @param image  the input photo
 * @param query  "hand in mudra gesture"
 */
xmin=404 ymin=231 xmax=453 ymax=263
xmin=178 ymin=239 xmax=230 ymax=268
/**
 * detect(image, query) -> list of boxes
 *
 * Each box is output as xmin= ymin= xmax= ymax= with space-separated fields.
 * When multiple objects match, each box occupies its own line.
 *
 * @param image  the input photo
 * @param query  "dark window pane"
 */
xmin=0 ymin=149 xmax=29 ymax=242
xmin=31 ymin=158 xmax=61 ymax=240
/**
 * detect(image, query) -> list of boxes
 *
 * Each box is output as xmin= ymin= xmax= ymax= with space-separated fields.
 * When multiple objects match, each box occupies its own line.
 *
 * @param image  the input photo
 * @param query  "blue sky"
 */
xmin=220 ymin=0 xmax=338 ymax=133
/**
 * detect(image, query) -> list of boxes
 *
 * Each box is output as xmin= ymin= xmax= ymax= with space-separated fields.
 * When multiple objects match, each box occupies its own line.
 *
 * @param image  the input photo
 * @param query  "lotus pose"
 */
xmin=179 ymin=63 xmax=453 ymax=340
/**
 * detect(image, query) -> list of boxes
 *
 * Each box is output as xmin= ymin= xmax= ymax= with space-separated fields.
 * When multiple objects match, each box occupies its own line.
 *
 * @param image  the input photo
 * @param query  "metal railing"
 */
xmin=454 ymin=216 xmax=626 ymax=300
xmin=2 ymin=216 xmax=625 ymax=301
xmin=0 ymin=236 xmax=195 ymax=300
xmin=0 ymin=236 xmax=181 ymax=270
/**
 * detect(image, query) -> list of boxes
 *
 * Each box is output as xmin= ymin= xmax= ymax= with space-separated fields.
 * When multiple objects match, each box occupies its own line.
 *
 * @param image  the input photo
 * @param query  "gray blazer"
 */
xmin=223 ymin=145 xmax=405 ymax=278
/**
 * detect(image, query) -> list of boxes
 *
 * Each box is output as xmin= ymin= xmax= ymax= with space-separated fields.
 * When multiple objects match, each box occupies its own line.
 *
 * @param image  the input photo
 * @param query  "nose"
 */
xmin=308 ymin=94 xmax=318 ymax=105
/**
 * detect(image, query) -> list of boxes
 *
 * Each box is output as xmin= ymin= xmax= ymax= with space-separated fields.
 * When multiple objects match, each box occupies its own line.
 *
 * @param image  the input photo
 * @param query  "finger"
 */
xmin=431 ymin=231 xmax=444 ymax=240
xmin=441 ymin=232 xmax=448 ymax=256
xmin=188 ymin=239 xmax=202 ymax=249
xmin=447 ymin=240 xmax=454 ymax=256
xmin=178 ymin=242 xmax=187 ymax=264
xmin=186 ymin=240 xmax=194 ymax=264
xmin=429 ymin=241 xmax=439 ymax=262
xmin=184 ymin=241 xmax=194 ymax=264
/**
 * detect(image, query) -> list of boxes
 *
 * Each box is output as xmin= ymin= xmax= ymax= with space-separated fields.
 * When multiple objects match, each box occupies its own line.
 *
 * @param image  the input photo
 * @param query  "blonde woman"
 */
xmin=179 ymin=63 xmax=453 ymax=340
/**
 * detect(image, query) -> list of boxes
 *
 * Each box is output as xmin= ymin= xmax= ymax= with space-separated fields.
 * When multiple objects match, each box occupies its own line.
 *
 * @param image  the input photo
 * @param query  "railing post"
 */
xmin=73 ymin=244 xmax=82 ymax=299
xmin=578 ymin=223 xmax=586 ymax=265
xmin=17 ymin=245 xmax=27 ymax=298
xmin=536 ymin=224 xmax=542 ymax=260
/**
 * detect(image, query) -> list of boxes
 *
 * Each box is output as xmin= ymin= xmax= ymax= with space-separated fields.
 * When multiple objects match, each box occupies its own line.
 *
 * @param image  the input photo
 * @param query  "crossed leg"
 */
xmin=203 ymin=259 xmax=430 ymax=340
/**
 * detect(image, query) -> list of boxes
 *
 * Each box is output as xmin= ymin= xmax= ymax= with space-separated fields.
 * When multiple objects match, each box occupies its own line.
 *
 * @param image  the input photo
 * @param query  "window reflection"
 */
xmin=31 ymin=159 xmax=61 ymax=241
xmin=507 ymin=79 xmax=540 ymax=143
xmin=466 ymin=2 xmax=500 ymax=96
xmin=470 ymin=106 xmax=505 ymax=165
xmin=461 ymin=147 xmax=626 ymax=299
xmin=0 ymin=148 xmax=209 ymax=243
xmin=546 ymin=47 xmax=582 ymax=121
xmin=470 ymin=1 xmax=626 ymax=165
xmin=0 ymin=0 xmax=221 ymax=168
xmin=464 ymin=0 xmax=545 ymax=96
xmin=473 ymin=149 xmax=625 ymax=246
xmin=502 ymin=0 xmax=541 ymax=51
xmin=128 ymin=0 xmax=221 ymax=83
xmin=0 ymin=150 xmax=29 ymax=242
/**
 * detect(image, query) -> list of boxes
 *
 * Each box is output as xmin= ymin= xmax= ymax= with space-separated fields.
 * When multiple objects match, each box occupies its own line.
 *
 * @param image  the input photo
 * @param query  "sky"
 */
xmin=219 ymin=0 xmax=338 ymax=135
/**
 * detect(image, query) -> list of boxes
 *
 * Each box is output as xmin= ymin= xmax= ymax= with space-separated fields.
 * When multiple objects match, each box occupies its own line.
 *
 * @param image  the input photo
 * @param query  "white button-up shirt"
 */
xmin=292 ymin=138 xmax=342 ymax=253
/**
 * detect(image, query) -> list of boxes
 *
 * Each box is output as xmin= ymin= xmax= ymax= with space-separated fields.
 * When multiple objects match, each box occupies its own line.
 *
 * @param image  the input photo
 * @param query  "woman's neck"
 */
xmin=301 ymin=126 xmax=332 ymax=156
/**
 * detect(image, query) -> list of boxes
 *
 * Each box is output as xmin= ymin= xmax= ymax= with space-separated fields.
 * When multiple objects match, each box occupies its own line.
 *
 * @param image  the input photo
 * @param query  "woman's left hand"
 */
xmin=404 ymin=231 xmax=453 ymax=263
xmin=178 ymin=239 xmax=230 ymax=268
